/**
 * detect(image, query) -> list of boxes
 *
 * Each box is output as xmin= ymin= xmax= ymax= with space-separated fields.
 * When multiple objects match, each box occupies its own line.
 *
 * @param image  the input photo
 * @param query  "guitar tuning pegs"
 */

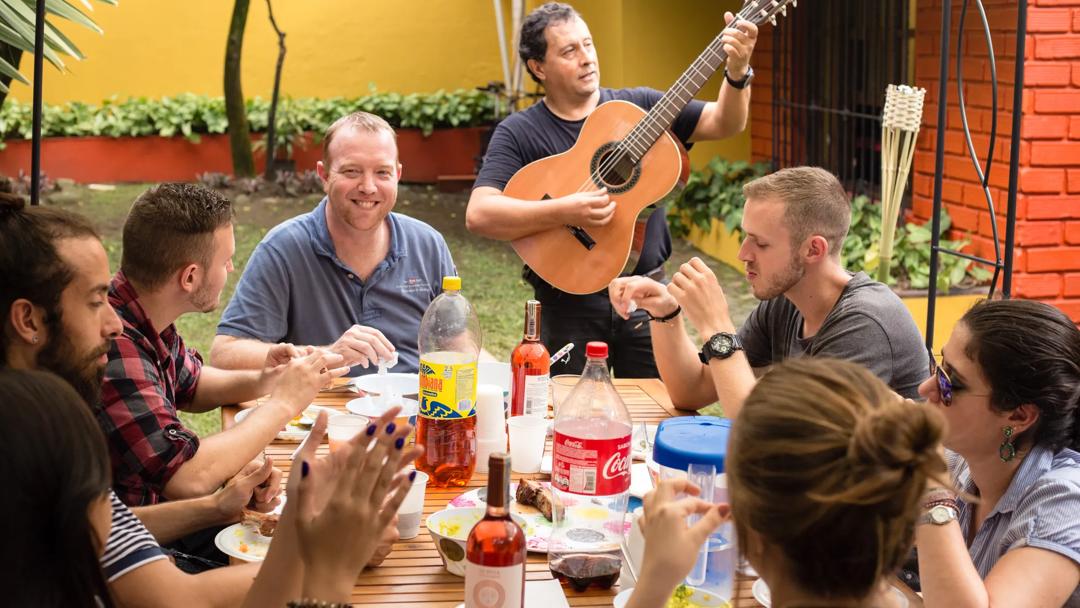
xmin=769 ymin=15 xmax=777 ymax=25
xmin=780 ymin=6 xmax=787 ymax=15
xmin=792 ymin=0 xmax=797 ymax=6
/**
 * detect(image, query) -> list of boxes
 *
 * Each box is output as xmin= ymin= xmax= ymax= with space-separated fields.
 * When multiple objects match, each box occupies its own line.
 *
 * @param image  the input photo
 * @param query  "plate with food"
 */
xmin=233 ymin=404 xmax=338 ymax=441
xmin=614 ymin=584 xmax=729 ymax=608
xmin=214 ymin=521 xmax=272 ymax=562
xmin=751 ymin=578 xmax=908 ymax=608
xmin=448 ymin=479 xmax=555 ymax=552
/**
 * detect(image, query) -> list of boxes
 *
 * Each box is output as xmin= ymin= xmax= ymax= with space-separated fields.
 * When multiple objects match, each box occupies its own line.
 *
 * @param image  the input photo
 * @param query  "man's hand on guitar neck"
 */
xmin=610 ymin=276 xmax=678 ymax=321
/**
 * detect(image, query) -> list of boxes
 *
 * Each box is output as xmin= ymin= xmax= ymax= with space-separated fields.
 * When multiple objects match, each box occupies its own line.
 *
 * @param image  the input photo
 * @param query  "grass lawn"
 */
xmin=53 ymin=183 xmax=756 ymax=436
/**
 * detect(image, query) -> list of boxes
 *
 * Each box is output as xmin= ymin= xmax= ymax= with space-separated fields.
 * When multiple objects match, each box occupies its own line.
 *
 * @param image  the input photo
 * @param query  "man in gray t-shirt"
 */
xmin=610 ymin=167 xmax=927 ymax=417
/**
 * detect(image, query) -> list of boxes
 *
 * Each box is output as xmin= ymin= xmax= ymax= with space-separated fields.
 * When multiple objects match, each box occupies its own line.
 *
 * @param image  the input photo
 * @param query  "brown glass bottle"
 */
xmin=464 ymin=453 xmax=526 ymax=608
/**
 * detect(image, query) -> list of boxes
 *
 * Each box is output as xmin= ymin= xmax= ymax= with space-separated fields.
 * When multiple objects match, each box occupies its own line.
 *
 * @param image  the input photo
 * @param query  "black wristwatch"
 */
xmin=699 ymin=332 xmax=743 ymax=364
xmin=725 ymin=65 xmax=754 ymax=90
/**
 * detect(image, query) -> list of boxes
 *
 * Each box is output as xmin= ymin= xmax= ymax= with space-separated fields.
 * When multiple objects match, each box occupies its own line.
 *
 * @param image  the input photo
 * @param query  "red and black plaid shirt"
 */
xmin=98 ymin=272 xmax=202 ymax=506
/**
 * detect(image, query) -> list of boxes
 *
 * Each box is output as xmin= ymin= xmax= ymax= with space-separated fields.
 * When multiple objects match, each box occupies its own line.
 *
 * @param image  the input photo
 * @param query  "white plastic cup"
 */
xmin=395 ymin=470 xmax=429 ymax=539
xmin=475 ymin=434 xmax=508 ymax=474
xmin=507 ymin=416 xmax=548 ymax=473
xmin=476 ymin=383 xmax=507 ymax=439
xmin=326 ymin=414 xmax=370 ymax=453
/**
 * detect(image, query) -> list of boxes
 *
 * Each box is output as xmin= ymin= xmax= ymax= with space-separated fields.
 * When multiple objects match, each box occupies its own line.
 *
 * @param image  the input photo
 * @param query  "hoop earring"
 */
xmin=999 ymin=426 xmax=1016 ymax=463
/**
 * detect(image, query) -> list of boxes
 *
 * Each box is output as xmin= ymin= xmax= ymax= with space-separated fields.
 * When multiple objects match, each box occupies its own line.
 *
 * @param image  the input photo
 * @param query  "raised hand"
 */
xmin=327 ymin=325 xmax=396 ymax=369
xmin=213 ymin=456 xmax=283 ymax=521
xmin=668 ymin=257 xmax=734 ymax=337
xmin=721 ymin=11 xmax=759 ymax=80
xmin=270 ymin=350 xmax=348 ymax=417
xmin=609 ymin=275 xmax=679 ymax=320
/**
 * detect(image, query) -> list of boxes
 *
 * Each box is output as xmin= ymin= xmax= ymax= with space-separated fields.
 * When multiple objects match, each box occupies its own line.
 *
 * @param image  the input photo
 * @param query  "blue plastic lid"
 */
xmin=652 ymin=416 xmax=731 ymax=473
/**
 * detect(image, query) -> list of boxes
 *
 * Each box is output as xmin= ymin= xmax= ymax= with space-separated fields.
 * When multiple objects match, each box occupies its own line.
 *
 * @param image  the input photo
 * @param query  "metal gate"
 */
xmin=771 ymin=0 xmax=912 ymax=201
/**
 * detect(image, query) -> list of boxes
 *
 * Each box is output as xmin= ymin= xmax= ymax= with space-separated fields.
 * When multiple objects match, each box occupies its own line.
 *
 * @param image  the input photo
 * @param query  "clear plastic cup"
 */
xmin=326 ymin=414 xmax=370 ymax=452
xmin=395 ymin=470 xmax=429 ymax=539
xmin=549 ymin=374 xmax=580 ymax=417
xmin=507 ymin=416 xmax=548 ymax=473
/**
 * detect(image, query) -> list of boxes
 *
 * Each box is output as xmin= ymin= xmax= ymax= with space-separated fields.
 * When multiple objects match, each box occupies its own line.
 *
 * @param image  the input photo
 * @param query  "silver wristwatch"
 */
xmin=919 ymin=503 xmax=959 ymax=526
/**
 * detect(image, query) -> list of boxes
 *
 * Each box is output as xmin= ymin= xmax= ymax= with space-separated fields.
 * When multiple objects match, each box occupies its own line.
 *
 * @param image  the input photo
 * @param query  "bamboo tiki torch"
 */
xmin=878 ymin=84 xmax=926 ymax=284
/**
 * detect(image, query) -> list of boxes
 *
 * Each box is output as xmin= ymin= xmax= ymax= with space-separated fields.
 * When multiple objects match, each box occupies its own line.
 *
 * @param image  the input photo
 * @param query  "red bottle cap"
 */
xmin=585 ymin=341 xmax=608 ymax=359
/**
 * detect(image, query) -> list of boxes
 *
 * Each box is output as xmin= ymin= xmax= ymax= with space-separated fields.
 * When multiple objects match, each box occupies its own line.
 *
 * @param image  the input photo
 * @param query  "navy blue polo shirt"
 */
xmin=217 ymin=199 xmax=456 ymax=375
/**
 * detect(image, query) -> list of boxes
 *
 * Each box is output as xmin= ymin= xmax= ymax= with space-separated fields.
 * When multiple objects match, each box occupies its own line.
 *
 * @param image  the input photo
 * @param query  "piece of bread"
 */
xmin=515 ymin=479 xmax=554 ymax=521
xmin=242 ymin=508 xmax=279 ymax=537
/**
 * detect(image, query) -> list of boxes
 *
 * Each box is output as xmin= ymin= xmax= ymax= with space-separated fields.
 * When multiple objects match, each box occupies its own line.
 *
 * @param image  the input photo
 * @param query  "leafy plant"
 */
xmin=0 ymin=90 xmax=498 ymax=146
xmin=666 ymin=157 xmax=770 ymax=239
xmin=667 ymin=162 xmax=992 ymax=292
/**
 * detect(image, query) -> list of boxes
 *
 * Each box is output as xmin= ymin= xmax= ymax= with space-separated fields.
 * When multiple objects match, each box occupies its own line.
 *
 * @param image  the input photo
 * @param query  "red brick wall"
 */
xmin=749 ymin=0 xmax=1080 ymax=323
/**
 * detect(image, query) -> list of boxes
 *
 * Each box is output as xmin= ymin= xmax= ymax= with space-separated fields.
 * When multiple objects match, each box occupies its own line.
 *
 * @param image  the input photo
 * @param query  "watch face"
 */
xmin=710 ymin=334 xmax=734 ymax=355
xmin=929 ymin=505 xmax=956 ymax=524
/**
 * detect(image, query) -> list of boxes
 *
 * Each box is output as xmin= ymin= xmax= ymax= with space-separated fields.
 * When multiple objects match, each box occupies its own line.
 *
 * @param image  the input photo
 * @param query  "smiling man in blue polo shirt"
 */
xmin=211 ymin=112 xmax=456 ymax=375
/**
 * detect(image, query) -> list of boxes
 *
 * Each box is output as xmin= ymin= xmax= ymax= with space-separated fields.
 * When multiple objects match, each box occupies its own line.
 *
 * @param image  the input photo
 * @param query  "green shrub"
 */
xmin=666 ymin=159 xmax=992 ymax=292
xmin=0 ymin=89 xmax=497 ymax=145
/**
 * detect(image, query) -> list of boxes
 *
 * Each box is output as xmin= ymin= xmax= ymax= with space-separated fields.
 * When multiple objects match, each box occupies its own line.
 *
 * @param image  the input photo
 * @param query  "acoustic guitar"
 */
xmin=504 ymin=0 xmax=796 ymax=295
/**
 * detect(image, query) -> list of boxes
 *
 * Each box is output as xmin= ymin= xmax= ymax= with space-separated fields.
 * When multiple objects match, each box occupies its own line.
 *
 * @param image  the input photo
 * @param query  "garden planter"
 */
xmin=0 ymin=126 xmax=487 ymax=185
xmin=679 ymin=213 xmax=985 ymax=348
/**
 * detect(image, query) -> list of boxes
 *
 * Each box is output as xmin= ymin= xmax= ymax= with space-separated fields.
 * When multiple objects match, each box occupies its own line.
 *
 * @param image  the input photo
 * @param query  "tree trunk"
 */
xmin=0 ymin=43 xmax=24 ymax=109
xmin=264 ymin=0 xmax=287 ymax=180
xmin=224 ymin=0 xmax=255 ymax=177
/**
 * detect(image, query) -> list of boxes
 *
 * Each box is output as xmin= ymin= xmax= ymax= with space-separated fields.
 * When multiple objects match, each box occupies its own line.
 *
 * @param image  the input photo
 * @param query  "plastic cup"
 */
xmin=396 ymin=470 xmax=429 ymax=539
xmin=326 ymin=414 xmax=370 ymax=452
xmin=507 ymin=416 xmax=548 ymax=473
xmin=550 ymin=374 xmax=580 ymax=417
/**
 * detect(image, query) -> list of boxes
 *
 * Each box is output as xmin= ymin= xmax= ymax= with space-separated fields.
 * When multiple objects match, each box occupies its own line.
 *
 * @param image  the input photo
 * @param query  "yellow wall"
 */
xmin=11 ymin=0 xmax=748 ymax=165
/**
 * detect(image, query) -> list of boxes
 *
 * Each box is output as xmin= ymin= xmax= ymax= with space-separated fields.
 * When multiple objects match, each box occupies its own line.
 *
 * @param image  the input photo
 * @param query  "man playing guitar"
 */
xmin=466 ymin=1 xmax=759 ymax=377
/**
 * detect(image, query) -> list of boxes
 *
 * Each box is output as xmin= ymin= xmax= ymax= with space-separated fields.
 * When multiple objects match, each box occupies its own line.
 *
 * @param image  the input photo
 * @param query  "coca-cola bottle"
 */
xmin=547 ymin=342 xmax=632 ymax=592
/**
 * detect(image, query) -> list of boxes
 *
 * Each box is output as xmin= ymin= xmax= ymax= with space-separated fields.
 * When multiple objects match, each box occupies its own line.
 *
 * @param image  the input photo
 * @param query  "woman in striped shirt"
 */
xmin=917 ymin=299 xmax=1080 ymax=607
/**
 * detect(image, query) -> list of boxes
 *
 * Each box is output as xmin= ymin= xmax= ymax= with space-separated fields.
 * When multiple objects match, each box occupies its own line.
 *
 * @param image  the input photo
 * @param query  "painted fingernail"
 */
xmin=366 ymin=424 xmax=377 ymax=436
xmin=395 ymin=437 xmax=405 ymax=450
xmin=409 ymin=470 xmax=417 ymax=481
xmin=301 ymin=461 xmax=309 ymax=478
xmin=385 ymin=423 xmax=396 ymax=435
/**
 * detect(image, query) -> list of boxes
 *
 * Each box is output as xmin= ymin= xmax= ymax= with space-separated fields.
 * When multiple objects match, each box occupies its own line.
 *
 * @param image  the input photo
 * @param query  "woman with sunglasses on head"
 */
xmin=917 ymin=299 xmax=1080 ymax=607
xmin=629 ymin=357 xmax=947 ymax=608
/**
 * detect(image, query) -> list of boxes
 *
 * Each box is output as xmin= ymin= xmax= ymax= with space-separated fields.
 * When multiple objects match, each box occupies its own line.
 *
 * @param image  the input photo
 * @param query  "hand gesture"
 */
xmin=637 ymin=479 xmax=729 ymax=598
xmin=213 ymin=456 xmax=283 ymax=521
xmin=327 ymin=325 xmax=395 ymax=369
xmin=721 ymin=11 xmax=759 ymax=80
xmin=256 ymin=343 xmax=304 ymax=395
xmin=366 ymin=517 xmax=401 ymax=568
xmin=555 ymin=188 xmax=615 ymax=227
xmin=288 ymin=408 xmax=422 ymax=586
xmin=609 ymin=276 xmax=679 ymax=320
xmin=270 ymin=350 xmax=348 ymax=416
xmin=668 ymin=257 xmax=734 ymax=337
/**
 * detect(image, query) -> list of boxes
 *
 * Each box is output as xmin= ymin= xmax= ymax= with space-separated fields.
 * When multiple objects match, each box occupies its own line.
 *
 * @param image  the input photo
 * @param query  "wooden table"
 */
xmin=224 ymin=379 xmax=764 ymax=607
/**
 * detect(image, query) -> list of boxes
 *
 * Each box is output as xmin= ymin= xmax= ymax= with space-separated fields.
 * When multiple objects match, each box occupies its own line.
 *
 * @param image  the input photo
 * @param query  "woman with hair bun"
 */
xmin=629 ymin=357 xmax=946 ymax=607
xmin=917 ymin=299 xmax=1080 ymax=607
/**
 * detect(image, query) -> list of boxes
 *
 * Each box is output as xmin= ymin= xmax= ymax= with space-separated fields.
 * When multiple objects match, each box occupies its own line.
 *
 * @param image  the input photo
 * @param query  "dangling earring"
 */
xmin=31 ymin=335 xmax=39 ymax=344
xmin=999 ymin=426 xmax=1016 ymax=463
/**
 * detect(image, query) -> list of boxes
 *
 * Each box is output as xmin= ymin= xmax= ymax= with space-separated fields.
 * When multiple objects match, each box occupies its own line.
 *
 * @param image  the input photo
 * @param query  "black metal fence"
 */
xmin=771 ymin=0 xmax=912 ymax=202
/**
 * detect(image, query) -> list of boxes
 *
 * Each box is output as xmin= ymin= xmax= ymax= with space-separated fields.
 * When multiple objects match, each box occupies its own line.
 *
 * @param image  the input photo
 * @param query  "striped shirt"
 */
xmin=950 ymin=446 xmax=1080 ymax=606
xmin=100 ymin=491 xmax=167 ymax=582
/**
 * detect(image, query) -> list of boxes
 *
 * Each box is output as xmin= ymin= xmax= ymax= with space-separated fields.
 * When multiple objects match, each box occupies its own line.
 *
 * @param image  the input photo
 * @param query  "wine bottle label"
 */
xmin=419 ymin=354 xmax=477 ymax=419
xmin=522 ymin=374 xmax=550 ymax=418
xmin=552 ymin=432 xmax=631 ymax=495
xmin=464 ymin=562 xmax=524 ymax=608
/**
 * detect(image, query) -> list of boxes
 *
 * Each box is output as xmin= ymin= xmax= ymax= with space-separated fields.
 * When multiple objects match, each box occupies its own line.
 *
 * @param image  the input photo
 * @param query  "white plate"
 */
xmin=350 ymin=372 xmax=418 ymax=397
xmin=447 ymin=484 xmax=554 ymax=553
xmin=214 ymin=522 xmax=271 ymax=562
xmin=615 ymin=586 xmax=727 ymax=608
xmin=752 ymin=578 xmax=909 ymax=608
xmin=345 ymin=395 xmax=419 ymax=419
xmin=234 ymin=404 xmax=339 ymax=442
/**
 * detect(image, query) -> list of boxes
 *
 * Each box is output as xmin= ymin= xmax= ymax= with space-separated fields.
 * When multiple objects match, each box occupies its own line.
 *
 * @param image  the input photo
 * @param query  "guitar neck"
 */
xmin=621 ymin=24 xmax=733 ymax=163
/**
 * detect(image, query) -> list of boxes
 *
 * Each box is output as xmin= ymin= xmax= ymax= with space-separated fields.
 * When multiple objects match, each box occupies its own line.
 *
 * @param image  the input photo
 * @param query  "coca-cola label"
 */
xmin=551 ymin=432 xmax=631 ymax=495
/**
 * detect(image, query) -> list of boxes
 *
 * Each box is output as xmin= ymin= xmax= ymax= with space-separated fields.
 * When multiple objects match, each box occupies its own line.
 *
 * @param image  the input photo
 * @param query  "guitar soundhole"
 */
xmin=590 ymin=142 xmax=640 ymax=194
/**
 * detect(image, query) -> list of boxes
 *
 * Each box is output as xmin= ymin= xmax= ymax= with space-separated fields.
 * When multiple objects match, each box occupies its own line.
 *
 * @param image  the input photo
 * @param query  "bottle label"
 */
xmin=465 ymin=562 xmax=524 ymax=608
xmin=522 ymin=374 xmax=550 ymax=418
xmin=419 ymin=356 xmax=477 ymax=419
xmin=552 ymin=432 xmax=631 ymax=495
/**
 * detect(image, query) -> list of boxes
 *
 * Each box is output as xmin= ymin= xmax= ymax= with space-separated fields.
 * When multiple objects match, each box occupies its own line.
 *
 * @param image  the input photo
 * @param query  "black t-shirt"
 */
xmin=474 ymin=87 xmax=705 ymax=308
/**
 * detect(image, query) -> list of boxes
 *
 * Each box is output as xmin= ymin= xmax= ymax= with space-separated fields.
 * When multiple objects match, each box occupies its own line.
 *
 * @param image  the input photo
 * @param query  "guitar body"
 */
xmin=505 ymin=100 xmax=690 ymax=295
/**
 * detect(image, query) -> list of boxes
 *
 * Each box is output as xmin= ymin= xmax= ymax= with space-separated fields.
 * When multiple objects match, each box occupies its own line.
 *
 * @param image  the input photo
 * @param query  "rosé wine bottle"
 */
xmin=547 ymin=342 xmax=632 ymax=592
